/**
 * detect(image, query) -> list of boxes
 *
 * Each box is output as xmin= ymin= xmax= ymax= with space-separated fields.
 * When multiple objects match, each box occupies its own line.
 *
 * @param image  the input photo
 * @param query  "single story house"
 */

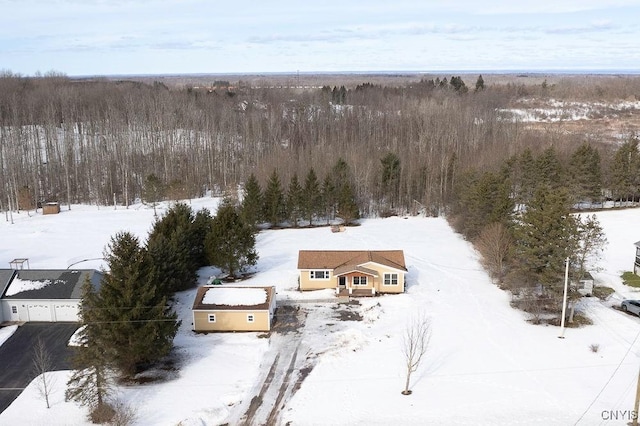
xmin=192 ymin=286 xmax=276 ymax=332
xmin=635 ymin=241 xmax=640 ymax=276
xmin=0 ymin=269 xmax=103 ymax=323
xmin=297 ymin=250 xmax=407 ymax=296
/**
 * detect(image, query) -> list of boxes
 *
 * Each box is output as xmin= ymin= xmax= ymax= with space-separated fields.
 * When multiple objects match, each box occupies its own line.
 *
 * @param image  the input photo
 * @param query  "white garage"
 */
xmin=0 ymin=269 xmax=102 ymax=323
xmin=27 ymin=303 xmax=52 ymax=321
xmin=54 ymin=303 xmax=80 ymax=322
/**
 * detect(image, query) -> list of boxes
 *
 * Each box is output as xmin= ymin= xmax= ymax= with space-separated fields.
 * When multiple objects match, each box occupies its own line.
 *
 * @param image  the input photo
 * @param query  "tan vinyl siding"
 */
xmin=359 ymin=262 xmax=405 ymax=293
xmin=299 ymin=270 xmax=335 ymax=290
xmin=194 ymin=310 xmax=271 ymax=332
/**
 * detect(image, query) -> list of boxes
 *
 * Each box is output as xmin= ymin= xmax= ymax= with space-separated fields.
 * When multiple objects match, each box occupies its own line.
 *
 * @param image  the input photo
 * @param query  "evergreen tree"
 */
xmin=517 ymin=148 xmax=537 ymax=205
xmin=146 ymin=203 xmax=199 ymax=292
xmin=337 ymin=181 xmax=360 ymax=225
xmin=514 ymin=186 xmax=578 ymax=296
xmin=535 ymin=146 xmax=564 ymax=189
xmin=263 ymin=169 xmax=285 ymax=227
xmin=475 ymin=75 xmax=485 ymax=92
xmin=66 ymin=278 xmax=114 ymax=413
xmin=455 ymin=170 xmax=513 ymax=239
xmin=449 ymin=76 xmax=468 ymax=93
xmin=143 ymin=173 xmax=165 ymax=217
xmin=192 ymin=208 xmax=213 ymax=267
xmin=240 ymin=173 xmax=263 ymax=227
xmin=322 ymin=174 xmax=336 ymax=224
xmin=302 ymin=168 xmax=321 ymax=225
xmin=380 ymin=152 xmax=401 ymax=208
xmin=568 ymin=143 xmax=602 ymax=204
xmin=286 ymin=173 xmax=303 ymax=227
xmin=205 ymin=197 xmax=258 ymax=277
xmin=96 ymin=232 xmax=179 ymax=377
xmin=609 ymin=138 xmax=640 ymax=204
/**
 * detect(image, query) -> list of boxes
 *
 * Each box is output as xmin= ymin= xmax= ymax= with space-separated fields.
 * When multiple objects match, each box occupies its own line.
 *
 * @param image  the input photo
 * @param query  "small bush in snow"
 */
xmin=589 ymin=343 xmax=600 ymax=353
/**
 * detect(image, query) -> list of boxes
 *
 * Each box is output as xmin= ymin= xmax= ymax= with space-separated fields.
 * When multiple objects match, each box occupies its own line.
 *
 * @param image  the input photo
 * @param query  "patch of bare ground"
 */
xmin=332 ymin=300 xmax=363 ymax=321
xmin=524 ymin=111 xmax=640 ymax=145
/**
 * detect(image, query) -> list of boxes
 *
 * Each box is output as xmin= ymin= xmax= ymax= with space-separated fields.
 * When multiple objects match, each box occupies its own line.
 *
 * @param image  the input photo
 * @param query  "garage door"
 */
xmin=27 ymin=304 xmax=53 ymax=322
xmin=54 ymin=303 xmax=79 ymax=322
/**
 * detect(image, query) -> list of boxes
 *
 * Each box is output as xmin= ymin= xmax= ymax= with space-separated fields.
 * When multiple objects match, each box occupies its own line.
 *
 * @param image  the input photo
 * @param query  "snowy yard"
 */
xmin=1 ymin=200 xmax=640 ymax=425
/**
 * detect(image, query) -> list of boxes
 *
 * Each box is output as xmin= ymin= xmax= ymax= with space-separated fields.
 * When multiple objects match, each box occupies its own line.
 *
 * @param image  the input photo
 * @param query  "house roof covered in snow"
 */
xmin=0 ymin=269 xmax=17 ymax=298
xmin=635 ymin=240 xmax=640 ymax=247
xmin=2 ymin=269 xmax=103 ymax=300
xmin=192 ymin=286 xmax=274 ymax=311
xmin=297 ymin=250 xmax=407 ymax=272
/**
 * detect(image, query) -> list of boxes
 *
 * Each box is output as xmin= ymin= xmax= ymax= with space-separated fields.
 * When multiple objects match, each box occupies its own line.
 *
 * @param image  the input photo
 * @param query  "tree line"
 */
xmin=448 ymin=141 xmax=629 ymax=323
xmin=0 ymin=72 xmax=553 ymax=218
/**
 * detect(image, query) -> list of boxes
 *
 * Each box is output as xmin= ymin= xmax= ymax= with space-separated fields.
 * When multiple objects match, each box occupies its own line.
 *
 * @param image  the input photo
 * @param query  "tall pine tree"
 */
xmin=205 ymin=197 xmax=258 ymax=277
xmin=302 ymin=168 xmax=321 ymax=225
xmin=263 ymin=169 xmax=285 ymax=227
xmin=66 ymin=278 xmax=114 ymax=415
xmin=240 ymin=173 xmax=263 ymax=227
xmin=568 ymin=143 xmax=602 ymax=204
xmin=287 ymin=173 xmax=303 ymax=227
xmin=96 ymin=232 xmax=179 ymax=377
xmin=514 ymin=186 xmax=578 ymax=297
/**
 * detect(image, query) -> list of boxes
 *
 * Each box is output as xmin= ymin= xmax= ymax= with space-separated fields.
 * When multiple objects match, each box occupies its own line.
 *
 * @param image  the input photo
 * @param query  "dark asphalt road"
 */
xmin=0 ymin=323 xmax=79 ymax=414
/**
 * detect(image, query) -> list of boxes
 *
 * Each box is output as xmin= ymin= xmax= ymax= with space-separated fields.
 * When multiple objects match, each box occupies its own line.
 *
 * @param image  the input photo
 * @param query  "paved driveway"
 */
xmin=0 ymin=323 xmax=79 ymax=413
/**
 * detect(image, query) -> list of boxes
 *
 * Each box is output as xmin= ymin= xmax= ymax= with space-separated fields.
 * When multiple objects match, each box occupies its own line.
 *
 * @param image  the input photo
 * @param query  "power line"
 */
xmin=574 ymin=325 xmax=640 ymax=425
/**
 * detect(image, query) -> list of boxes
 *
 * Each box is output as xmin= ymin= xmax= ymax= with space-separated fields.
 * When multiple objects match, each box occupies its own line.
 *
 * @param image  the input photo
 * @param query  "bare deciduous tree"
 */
xmin=402 ymin=314 xmax=432 ymax=395
xmin=32 ymin=337 xmax=56 ymax=409
xmin=475 ymin=222 xmax=512 ymax=284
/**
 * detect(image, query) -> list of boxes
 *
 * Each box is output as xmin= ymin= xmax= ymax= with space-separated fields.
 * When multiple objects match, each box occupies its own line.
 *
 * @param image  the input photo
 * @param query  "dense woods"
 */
xmin=4 ymin=72 xmax=638 ymax=221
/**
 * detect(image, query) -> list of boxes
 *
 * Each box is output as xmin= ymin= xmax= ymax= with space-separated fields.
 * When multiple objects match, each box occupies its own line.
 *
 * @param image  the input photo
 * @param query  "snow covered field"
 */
xmin=1 ymin=200 xmax=640 ymax=425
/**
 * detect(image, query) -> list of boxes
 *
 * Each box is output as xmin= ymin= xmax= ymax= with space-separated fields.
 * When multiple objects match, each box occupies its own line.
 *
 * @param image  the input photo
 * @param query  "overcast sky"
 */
xmin=2 ymin=0 xmax=639 ymax=76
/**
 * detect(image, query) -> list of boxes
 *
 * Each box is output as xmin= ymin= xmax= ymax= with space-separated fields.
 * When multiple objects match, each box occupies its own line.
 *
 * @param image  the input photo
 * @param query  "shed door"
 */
xmin=27 ymin=303 xmax=53 ymax=322
xmin=54 ymin=303 xmax=79 ymax=322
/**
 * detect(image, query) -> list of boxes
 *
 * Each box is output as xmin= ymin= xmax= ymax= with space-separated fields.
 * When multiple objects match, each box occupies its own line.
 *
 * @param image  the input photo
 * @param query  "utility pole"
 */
xmin=559 ymin=257 xmax=569 ymax=339
xmin=633 ymin=365 xmax=640 ymax=426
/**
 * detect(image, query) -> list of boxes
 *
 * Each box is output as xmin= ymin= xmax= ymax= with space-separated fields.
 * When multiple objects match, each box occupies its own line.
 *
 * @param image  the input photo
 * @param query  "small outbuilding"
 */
xmin=0 ymin=269 xmax=102 ymax=323
xmin=192 ymin=286 xmax=276 ymax=332
xmin=572 ymin=272 xmax=595 ymax=296
xmin=42 ymin=202 xmax=60 ymax=215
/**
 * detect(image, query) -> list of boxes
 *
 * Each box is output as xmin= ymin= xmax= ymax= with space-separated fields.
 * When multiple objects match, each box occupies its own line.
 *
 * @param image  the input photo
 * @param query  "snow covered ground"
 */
xmin=1 ymin=200 xmax=640 ymax=425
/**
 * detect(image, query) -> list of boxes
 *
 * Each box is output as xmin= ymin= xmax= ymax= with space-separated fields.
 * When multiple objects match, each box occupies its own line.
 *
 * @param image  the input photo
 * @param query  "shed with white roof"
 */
xmin=192 ymin=286 xmax=276 ymax=332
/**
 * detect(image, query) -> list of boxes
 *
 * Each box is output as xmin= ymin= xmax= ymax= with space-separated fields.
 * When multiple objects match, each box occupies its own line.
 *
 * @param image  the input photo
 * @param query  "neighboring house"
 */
xmin=0 ymin=269 xmax=102 ymax=323
xmin=635 ymin=241 xmax=640 ymax=276
xmin=297 ymin=250 xmax=407 ymax=296
xmin=0 ymin=269 xmax=17 ymax=322
xmin=192 ymin=286 xmax=276 ymax=332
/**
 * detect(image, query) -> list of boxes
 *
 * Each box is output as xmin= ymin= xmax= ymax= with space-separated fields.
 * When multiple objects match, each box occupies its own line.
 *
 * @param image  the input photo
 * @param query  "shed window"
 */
xmin=310 ymin=270 xmax=329 ymax=280
xmin=247 ymin=314 xmax=255 ymax=323
xmin=384 ymin=273 xmax=399 ymax=286
xmin=208 ymin=314 xmax=216 ymax=323
xmin=353 ymin=276 xmax=368 ymax=286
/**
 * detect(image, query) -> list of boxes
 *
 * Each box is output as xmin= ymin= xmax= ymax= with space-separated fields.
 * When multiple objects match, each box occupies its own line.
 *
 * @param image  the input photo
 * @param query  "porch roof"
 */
xmin=334 ymin=265 xmax=379 ymax=277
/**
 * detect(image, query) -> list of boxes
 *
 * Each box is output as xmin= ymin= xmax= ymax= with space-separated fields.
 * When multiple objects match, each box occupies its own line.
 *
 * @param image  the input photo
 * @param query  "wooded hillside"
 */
xmin=1 ymin=72 xmax=638 ymax=218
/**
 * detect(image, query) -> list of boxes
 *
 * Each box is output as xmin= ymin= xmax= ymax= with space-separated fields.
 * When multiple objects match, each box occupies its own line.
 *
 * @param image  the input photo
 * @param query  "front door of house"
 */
xmin=338 ymin=276 xmax=346 ymax=289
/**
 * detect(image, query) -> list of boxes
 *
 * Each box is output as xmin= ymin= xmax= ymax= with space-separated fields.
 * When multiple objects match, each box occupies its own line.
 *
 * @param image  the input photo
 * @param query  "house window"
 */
xmin=310 ymin=270 xmax=330 ymax=280
xmin=247 ymin=314 xmax=255 ymax=323
xmin=384 ymin=273 xmax=399 ymax=286
xmin=353 ymin=276 xmax=368 ymax=286
xmin=208 ymin=314 xmax=216 ymax=323
xmin=11 ymin=306 xmax=17 ymax=314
